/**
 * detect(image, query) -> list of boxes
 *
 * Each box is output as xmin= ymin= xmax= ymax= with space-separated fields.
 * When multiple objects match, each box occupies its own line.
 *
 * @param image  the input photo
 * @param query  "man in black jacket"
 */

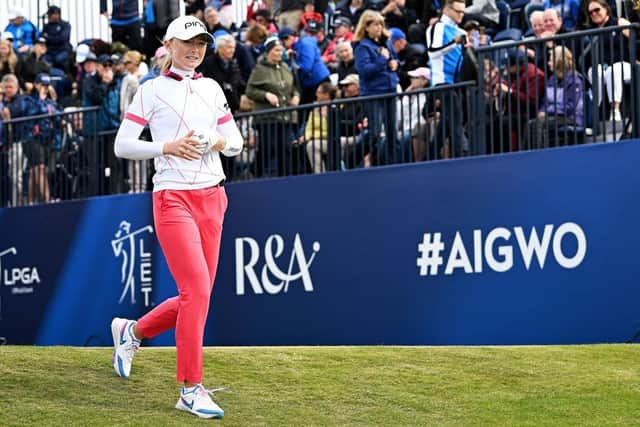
xmin=41 ymin=6 xmax=72 ymax=72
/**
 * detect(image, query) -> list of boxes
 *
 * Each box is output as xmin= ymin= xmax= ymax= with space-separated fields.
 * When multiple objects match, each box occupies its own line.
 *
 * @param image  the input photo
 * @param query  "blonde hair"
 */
xmin=0 ymin=40 xmax=18 ymax=74
xmin=160 ymin=45 xmax=173 ymax=72
xmin=551 ymin=45 xmax=574 ymax=79
xmin=122 ymin=50 xmax=143 ymax=66
xmin=353 ymin=10 xmax=389 ymax=42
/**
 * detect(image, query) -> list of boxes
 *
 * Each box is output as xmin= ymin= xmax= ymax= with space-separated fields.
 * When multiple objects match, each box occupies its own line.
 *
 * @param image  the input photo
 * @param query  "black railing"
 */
xmin=2 ymin=25 xmax=640 ymax=208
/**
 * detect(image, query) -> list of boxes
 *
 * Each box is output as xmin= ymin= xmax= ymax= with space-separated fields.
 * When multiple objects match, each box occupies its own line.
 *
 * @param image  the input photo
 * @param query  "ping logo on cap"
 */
xmin=185 ymin=20 xmax=207 ymax=31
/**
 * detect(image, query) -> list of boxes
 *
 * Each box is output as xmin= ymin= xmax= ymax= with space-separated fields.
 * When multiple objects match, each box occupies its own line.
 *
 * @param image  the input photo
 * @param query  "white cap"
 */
xmin=8 ymin=7 xmax=25 ymax=20
xmin=407 ymin=67 xmax=431 ymax=80
xmin=1 ymin=31 xmax=14 ymax=41
xmin=164 ymin=16 xmax=213 ymax=43
xmin=339 ymin=74 xmax=359 ymax=86
xmin=75 ymin=44 xmax=90 ymax=63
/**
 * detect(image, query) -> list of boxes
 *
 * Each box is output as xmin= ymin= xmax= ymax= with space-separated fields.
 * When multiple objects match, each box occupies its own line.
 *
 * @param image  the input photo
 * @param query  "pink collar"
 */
xmin=162 ymin=69 xmax=203 ymax=81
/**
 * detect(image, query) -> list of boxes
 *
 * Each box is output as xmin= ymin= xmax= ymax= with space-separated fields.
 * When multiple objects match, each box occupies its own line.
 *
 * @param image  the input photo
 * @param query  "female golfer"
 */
xmin=110 ymin=15 xmax=242 ymax=419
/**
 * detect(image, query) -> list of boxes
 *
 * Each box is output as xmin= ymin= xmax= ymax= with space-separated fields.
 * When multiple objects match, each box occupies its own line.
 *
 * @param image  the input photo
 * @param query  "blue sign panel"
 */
xmin=1 ymin=141 xmax=639 ymax=345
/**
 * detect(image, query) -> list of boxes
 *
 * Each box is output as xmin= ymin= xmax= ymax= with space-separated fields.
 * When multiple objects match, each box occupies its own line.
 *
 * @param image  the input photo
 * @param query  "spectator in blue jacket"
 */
xmin=353 ymin=10 xmax=400 ymax=166
xmin=100 ymin=0 xmax=143 ymax=52
xmin=293 ymin=20 xmax=331 ymax=105
xmin=41 ymin=6 xmax=73 ymax=72
xmin=4 ymin=7 xmax=39 ymax=54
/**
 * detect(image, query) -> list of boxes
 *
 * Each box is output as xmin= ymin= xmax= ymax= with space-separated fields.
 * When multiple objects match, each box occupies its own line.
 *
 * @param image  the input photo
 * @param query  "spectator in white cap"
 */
xmin=75 ymin=45 xmax=98 ymax=97
xmin=4 ymin=7 xmax=39 ymax=53
xmin=407 ymin=67 xmax=430 ymax=84
xmin=399 ymin=67 xmax=432 ymax=161
xmin=338 ymin=72 xmax=369 ymax=169
xmin=339 ymin=73 xmax=359 ymax=86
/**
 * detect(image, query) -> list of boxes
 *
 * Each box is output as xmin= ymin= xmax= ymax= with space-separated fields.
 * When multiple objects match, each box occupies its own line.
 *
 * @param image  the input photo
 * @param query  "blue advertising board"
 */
xmin=1 ymin=141 xmax=639 ymax=346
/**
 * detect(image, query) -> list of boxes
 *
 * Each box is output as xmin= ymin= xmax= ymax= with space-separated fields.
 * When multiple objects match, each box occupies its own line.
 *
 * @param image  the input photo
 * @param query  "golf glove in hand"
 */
xmin=195 ymin=131 xmax=224 ymax=154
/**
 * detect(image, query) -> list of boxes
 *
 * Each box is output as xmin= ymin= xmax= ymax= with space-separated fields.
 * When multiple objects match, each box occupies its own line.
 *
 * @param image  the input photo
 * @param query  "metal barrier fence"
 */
xmin=472 ymin=24 xmax=640 ymax=152
xmin=0 ymin=107 xmax=132 ymax=207
xmin=2 ymin=25 xmax=640 ymax=207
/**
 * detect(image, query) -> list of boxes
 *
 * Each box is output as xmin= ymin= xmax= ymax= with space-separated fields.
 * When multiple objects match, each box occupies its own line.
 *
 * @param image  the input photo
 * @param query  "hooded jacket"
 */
xmin=246 ymin=55 xmax=300 ymax=124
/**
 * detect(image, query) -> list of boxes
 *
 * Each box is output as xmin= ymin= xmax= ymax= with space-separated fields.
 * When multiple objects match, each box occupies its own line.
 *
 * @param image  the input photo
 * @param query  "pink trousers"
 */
xmin=137 ymin=185 xmax=227 ymax=383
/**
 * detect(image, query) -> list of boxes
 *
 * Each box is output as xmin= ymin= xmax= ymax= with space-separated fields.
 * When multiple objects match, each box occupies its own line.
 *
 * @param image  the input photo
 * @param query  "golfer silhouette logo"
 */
xmin=0 ymin=247 xmax=17 ymax=285
xmin=112 ymin=221 xmax=154 ymax=305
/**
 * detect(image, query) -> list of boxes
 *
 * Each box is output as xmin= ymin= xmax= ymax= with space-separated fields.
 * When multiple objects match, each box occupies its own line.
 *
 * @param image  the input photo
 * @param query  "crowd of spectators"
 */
xmin=1 ymin=0 xmax=640 ymax=206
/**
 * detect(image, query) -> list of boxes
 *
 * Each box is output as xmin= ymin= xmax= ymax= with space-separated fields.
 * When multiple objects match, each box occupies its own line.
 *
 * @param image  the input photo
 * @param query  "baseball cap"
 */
xmin=408 ymin=67 xmax=430 ymax=80
xmin=278 ymin=27 xmax=296 ymax=40
xmin=305 ymin=20 xmax=321 ymax=34
xmin=75 ymin=44 xmax=91 ymax=62
xmin=213 ymin=29 xmax=230 ymax=40
xmin=339 ymin=74 xmax=359 ymax=86
xmin=333 ymin=16 xmax=352 ymax=28
xmin=507 ymin=47 xmax=528 ymax=65
xmin=35 ymin=73 xmax=51 ymax=85
xmin=8 ymin=7 xmax=25 ymax=20
xmin=264 ymin=35 xmax=282 ymax=53
xmin=389 ymin=27 xmax=406 ymax=42
xmin=98 ymin=53 xmax=113 ymax=65
xmin=1 ymin=31 xmax=14 ymax=41
xmin=35 ymin=36 xmax=47 ymax=45
xmin=165 ymin=15 xmax=214 ymax=44
xmin=47 ymin=5 xmax=61 ymax=15
xmin=154 ymin=45 xmax=168 ymax=60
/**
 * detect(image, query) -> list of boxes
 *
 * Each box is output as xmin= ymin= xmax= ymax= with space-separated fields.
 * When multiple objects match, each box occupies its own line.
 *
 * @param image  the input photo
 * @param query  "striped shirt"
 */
xmin=426 ymin=15 xmax=466 ymax=86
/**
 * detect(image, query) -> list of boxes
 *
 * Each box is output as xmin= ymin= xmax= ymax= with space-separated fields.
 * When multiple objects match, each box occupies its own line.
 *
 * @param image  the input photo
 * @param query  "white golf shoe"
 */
xmin=175 ymin=384 xmax=224 ymax=419
xmin=111 ymin=317 xmax=140 ymax=378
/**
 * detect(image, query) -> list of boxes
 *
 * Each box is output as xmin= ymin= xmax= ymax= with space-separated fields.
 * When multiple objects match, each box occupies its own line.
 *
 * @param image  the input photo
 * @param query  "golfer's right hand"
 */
xmin=163 ymin=130 xmax=203 ymax=160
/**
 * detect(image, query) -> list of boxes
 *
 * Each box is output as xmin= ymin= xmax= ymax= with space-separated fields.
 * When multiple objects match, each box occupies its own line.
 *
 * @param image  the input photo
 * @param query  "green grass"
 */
xmin=1 ymin=345 xmax=639 ymax=426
